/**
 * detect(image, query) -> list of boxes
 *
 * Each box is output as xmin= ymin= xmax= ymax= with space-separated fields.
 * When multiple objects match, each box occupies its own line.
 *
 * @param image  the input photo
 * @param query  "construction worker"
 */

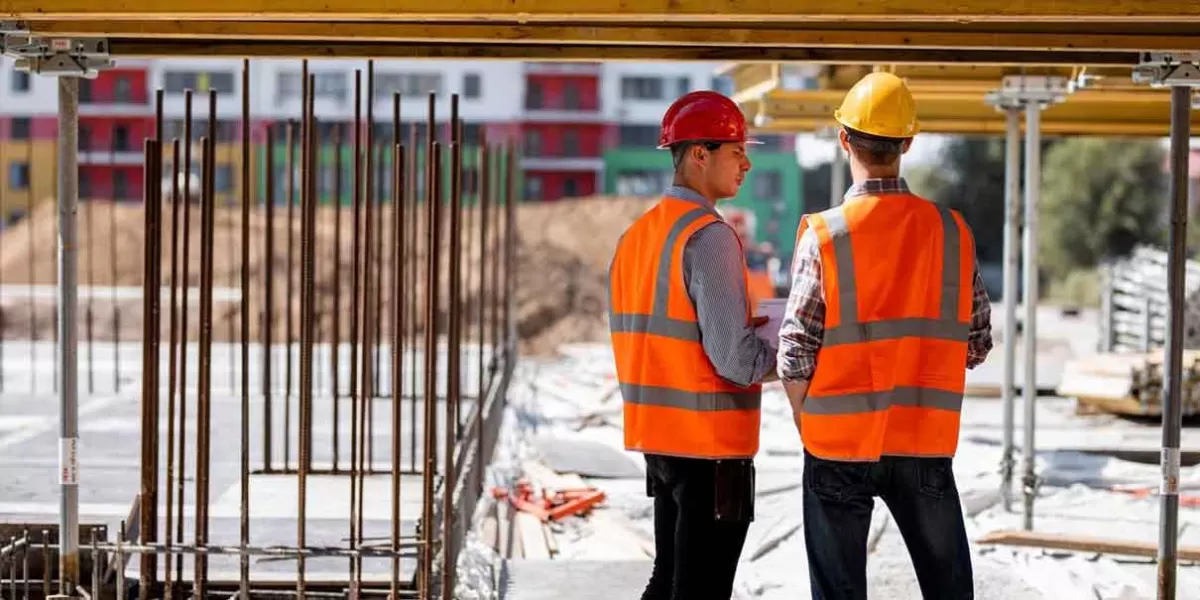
xmin=775 ymin=72 xmax=994 ymax=599
xmin=608 ymin=90 xmax=777 ymax=600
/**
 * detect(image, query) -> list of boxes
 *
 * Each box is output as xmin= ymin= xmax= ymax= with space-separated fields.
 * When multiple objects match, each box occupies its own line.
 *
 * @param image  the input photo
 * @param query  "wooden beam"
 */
xmin=4 ymin=0 xmax=1198 ymax=23
xmin=977 ymin=530 xmax=1200 ymax=562
xmin=102 ymin=39 xmax=1139 ymax=65
xmin=23 ymin=20 xmax=1200 ymax=53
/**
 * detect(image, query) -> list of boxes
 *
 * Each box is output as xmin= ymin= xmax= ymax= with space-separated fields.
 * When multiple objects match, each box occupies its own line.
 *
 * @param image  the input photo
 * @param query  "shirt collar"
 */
xmin=844 ymin=177 xmax=911 ymax=200
xmin=665 ymin=185 xmax=723 ymax=217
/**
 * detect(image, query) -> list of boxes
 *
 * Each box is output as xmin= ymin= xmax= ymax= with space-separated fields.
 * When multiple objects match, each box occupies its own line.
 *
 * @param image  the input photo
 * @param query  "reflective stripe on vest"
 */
xmin=609 ymin=197 xmax=763 ymax=460
xmin=799 ymin=196 xmax=972 ymax=462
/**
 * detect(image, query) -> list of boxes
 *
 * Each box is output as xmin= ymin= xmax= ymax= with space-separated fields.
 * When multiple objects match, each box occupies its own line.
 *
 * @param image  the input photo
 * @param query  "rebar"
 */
xmin=239 ymin=58 xmax=253 ymax=599
xmin=442 ymin=93 xmax=464 ymax=599
xmin=421 ymin=92 xmax=442 ymax=596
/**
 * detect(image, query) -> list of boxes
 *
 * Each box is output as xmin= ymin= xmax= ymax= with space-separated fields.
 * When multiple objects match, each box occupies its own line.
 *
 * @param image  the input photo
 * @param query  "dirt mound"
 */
xmin=0 ymin=195 xmax=655 ymax=355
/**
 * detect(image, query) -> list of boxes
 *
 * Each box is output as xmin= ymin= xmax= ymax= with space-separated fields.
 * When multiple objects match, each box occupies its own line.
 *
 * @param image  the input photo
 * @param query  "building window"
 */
xmin=114 ymin=76 xmax=133 ymax=102
xmin=525 ymin=81 xmax=544 ymax=110
xmin=114 ymin=170 xmax=129 ymax=199
xmin=114 ymin=125 xmax=131 ymax=152
xmin=620 ymin=76 xmax=664 ymax=100
xmin=277 ymin=71 xmax=348 ymax=105
xmin=525 ymin=175 xmax=543 ymax=201
xmin=677 ymin=76 xmax=690 ymax=97
xmin=374 ymin=73 xmax=443 ymax=102
xmin=8 ymin=162 xmax=30 ymax=191
xmin=524 ymin=130 xmax=542 ymax=157
xmin=562 ymin=130 xmax=581 ymax=157
xmin=618 ymin=125 xmax=659 ymax=148
xmin=462 ymin=168 xmax=480 ymax=195
xmin=79 ymin=125 xmax=91 ymax=151
xmin=80 ymin=171 xmax=92 ymax=199
xmin=711 ymin=76 xmax=734 ymax=96
xmin=79 ymin=79 xmax=94 ymax=102
xmin=563 ymin=81 xmax=581 ymax=110
xmin=754 ymin=171 xmax=783 ymax=200
xmin=463 ymin=73 xmax=482 ymax=99
xmin=163 ymin=71 xmax=236 ymax=94
xmin=11 ymin=71 xmax=30 ymax=93
xmin=563 ymin=177 xmax=578 ymax=198
xmin=463 ymin=123 xmax=483 ymax=146
xmin=10 ymin=117 xmax=31 ymax=141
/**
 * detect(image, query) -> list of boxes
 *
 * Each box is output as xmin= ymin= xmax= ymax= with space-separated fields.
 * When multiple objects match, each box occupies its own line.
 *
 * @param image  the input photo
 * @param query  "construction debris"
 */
xmin=1057 ymin=350 xmax=1200 ymax=417
xmin=492 ymin=481 xmax=607 ymax=523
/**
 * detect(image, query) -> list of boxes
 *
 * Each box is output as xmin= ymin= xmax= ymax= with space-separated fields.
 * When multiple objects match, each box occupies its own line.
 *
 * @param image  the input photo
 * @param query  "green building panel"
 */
xmin=602 ymin=148 xmax=804 ymax=261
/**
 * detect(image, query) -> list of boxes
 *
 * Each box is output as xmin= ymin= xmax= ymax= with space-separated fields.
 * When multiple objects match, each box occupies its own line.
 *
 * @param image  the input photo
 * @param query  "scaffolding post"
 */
xmin=1132 ymin=53 xmax=1200 ymax=599
xmin=997 ymin=103 xmax=1023 ymax=512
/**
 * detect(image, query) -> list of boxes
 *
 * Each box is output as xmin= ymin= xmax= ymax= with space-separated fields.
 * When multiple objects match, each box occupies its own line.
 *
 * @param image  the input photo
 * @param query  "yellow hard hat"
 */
xmin=834 ymin=72 xmax=920 ymax=139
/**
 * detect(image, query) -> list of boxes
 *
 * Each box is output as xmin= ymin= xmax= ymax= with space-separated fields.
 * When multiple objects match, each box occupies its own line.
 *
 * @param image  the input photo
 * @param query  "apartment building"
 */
xmin=0 ymin=58 xmax=803 ymax=244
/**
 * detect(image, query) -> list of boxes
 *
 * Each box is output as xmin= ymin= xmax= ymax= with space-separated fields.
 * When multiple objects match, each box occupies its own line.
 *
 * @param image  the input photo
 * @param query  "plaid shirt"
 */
xmin=776 ymin=177 xmax=994 ymax=382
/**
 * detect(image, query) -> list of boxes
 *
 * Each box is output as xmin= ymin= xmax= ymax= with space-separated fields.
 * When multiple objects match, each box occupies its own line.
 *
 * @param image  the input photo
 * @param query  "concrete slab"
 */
xmin=533 ymin=435 xmax=642 ymax=479
xmin=499 ymin=559 xmax=652 ymax=600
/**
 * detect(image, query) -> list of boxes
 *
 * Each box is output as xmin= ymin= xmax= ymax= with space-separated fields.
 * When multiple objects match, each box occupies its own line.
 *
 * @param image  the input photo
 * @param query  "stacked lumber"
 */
xmin=1057 ymin=350 xmax=1200 ymax=417
xmin=1100 ymin=246 xmax=1200 ymax=353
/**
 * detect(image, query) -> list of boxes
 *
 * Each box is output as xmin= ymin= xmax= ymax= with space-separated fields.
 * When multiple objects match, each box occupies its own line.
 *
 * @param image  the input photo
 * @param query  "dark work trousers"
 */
xmin=802 ymin=450 xmax=974 ymax=600
xmin=641 ymin=454 xmax=754 ymax=600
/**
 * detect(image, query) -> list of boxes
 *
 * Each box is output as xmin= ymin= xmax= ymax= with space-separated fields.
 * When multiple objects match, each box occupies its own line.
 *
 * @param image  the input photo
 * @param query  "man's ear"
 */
xmin=901 ymin=138 xmax=914 ymax=155
xmin=692 ymin=144 xmax=708 ymax=164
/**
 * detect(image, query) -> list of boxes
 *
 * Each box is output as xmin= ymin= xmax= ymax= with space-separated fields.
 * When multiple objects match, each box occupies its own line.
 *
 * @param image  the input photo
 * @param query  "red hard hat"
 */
xmin=658 ymin=90 xmax=759 ymax=149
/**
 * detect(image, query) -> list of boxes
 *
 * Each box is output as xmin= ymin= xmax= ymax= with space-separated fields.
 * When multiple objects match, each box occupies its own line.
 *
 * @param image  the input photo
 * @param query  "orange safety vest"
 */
xmin=798 ymin=193 xmax=975 ymax=462
xmin=746 ymin=269 xmax=776 ymax=306
xmin=609 ymin=196 xmax=762 ymax=460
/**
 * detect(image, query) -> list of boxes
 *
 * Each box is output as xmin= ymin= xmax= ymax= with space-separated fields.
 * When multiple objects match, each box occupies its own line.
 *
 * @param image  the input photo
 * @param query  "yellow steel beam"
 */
xmin=99 ymin=39 xmax=1144 ymax=65
xmin=24 ymin=20 xmax=1200 ymax=54
xmin=3 ymin=0 xmax=1197 ymax=23
xmin=744 ymin=89 xmax=1200 ymax=137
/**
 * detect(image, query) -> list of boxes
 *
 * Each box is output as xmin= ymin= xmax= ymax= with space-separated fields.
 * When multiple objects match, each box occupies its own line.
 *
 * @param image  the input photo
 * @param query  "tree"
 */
xmin=906 ymin=137 xmax=1010 ymax=263
xmin=1039 ymin=138 xmax=1166 ymax=281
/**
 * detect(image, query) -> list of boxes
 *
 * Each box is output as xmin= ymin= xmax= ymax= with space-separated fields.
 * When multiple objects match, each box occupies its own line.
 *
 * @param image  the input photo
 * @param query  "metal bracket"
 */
xmin=984 ymin=75 xmax=1070 ymax=110
xmin=0 ymin=21 xmax=113 ymax=78
xmin=1132 ymin=52 xmax=1200 ymax=88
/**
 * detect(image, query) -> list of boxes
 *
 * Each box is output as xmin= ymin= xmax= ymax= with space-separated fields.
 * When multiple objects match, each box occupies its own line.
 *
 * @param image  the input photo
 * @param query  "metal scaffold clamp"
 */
xmin=1133 ymin=53 xmax=1200 ymax=89
xmin=984 ymin=74 xmax=1070 ymax=110
xmin=0 ymin=21 xmax=113 ymax=77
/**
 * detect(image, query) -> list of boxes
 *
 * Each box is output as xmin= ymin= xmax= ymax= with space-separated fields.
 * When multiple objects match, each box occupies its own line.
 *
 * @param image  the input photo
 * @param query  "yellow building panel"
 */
xmin=0 ymin=141 xmax=57 ymax=221
xmin=4 ymin=0 xmax=1197 ymax=22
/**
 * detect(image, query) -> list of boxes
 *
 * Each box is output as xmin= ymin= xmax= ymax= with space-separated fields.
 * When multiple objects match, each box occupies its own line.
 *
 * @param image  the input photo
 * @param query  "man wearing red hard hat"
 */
xmin=608 ymin=90 xmax=777 ymax=598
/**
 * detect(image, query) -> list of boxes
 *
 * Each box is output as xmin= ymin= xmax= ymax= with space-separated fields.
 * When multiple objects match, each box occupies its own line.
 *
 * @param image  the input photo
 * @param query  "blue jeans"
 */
xmin=802 ymin=451 xmax=974 ymax=599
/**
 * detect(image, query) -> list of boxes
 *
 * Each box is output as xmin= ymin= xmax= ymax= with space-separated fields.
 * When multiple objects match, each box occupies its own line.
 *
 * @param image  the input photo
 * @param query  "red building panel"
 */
xmin=2 ymin=116 xmax=58 ymax=141
xmin=80 ymin=68 xmax=151 ymax=105
xmin=524 ymin=74 xmax=600 ymax=111
xmin=519 ymin=123 xmax=606 ymax=158
xmin=524 ymin=170 xmax=597 ymax=201
xmin=79 ymin=165 xmax=145 ymax=201
xmin=79 ymin=117 xmax=156 ymax=152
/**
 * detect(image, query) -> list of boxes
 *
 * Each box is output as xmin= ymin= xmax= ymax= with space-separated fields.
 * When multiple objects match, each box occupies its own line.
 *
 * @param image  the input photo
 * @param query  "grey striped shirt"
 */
xmin=668 ymin=185 xmax=777 ymax=387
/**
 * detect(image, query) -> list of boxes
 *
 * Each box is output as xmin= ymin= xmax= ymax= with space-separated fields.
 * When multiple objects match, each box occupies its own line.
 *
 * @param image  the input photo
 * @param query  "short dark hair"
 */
xmin=670 ymin=140 xmax=723 ymax=170
xmin=844 ymin=127 xmax=906 ymax=166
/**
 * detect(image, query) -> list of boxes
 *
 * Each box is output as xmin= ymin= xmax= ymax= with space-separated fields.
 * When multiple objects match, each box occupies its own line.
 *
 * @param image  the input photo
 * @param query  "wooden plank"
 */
xmin=516 ymin=512 xmax=551 ymax=560
xmin=977 ymin=529 xmax=1200 ymax=561
xmin=7 ymin=0 xmax=1198 ymax=23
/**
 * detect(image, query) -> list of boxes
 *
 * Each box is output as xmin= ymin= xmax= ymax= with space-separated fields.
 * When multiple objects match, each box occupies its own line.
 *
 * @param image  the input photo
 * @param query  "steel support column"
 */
xmin=1020 ymin=99 xmax=1041 ymax=531
xmin=1157 ymin=84 xmax=1191 ymax=600
xmin=999 ymin=105 xmax=1022 ymax=512
xmin=56 ymin=74 xmax=81 ymax=599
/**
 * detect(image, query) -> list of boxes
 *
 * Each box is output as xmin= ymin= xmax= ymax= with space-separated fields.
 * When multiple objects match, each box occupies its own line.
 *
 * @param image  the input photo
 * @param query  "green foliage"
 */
xmin=1044 ymin=267 xmax=1102 ymax=308
xmin=907 ymin=137 xmax=1011 ymax=264
xmin=1039 ymin=138 xmax=1166 ymax=281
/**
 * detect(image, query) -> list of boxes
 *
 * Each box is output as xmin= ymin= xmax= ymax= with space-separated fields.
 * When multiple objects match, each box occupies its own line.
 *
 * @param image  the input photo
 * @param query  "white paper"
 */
xmin=755 ymin=298 xmax=788 ymax=348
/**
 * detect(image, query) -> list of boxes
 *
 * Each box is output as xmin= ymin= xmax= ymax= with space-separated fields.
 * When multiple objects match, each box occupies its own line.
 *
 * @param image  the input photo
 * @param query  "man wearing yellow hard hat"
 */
xmin=775 ymin=72 xmax=994 ymax=598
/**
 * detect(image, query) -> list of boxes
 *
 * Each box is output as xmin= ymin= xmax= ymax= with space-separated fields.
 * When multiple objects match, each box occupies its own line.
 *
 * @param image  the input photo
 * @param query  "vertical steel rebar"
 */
xmin=176 ymin=94 xmax=195 ymax=582
xmin=240 ymin=59 xmax=253 ymax=598
xmin=193 ymin=117 xmax=217 ymax=597
xmin=264 ymin=125 xmax=277 ymax=473
xmin=138 ymin=134 xmax=163 ymax=600
xmin=489 ymin=148 xmax=502 ymax=384
xmin=348 ymin=69 xmax=364 ymax=599
xmin=164 ymin=136 xmax=180 ymax=600
xmin=1000 ymin=105 xmax=1021 ymax=512
xmin=297 ymin=69 xmax=317 ymax=599
xmin=40 ymin=531 xmax=48 ymax=599
xmin=505 ymin=142 xmax=517 ymax=355
xmin=442 ymin=94 xmax=464 ymax=599
xmin=422 ymin=138 xmax=443 ymax=600
xmin=332 ymin=126 xmax=344 ymax=473
xmin=475 ymin=143 xmax=490 ymax=490
xmin=56 ymin=74 xmax=81 ymax=599
xmin=1157 ymin=84 xmax=1191 ymax=600
xmin=363 ymin=62 xmax=377 ymax=475
xmin=390 ymin=141 xmax=406 ymax=600
xmin=285 ymin=118 xmax=297 ymax=472
xmin=408 ymin=123 xmax=420 ymax=474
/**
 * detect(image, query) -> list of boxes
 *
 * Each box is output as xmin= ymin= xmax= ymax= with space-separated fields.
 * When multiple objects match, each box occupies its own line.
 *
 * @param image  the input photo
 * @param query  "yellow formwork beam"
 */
xmin=3 ymin=0 xmax=1197 ymax=23
xmin=21 ymin=20 xmax=1200 ymax=55
xmin=743 ymin=88 xmax=1200 ymax=137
